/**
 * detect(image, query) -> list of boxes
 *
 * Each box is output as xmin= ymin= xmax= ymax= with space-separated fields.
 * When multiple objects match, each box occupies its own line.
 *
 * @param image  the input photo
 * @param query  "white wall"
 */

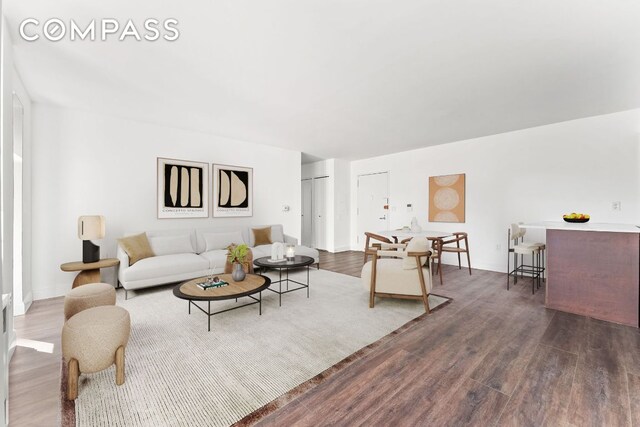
xmin=32 ymin=104 xmax=301 ymax=299
xmin=351 ymin=109 xmax=640 ymax=272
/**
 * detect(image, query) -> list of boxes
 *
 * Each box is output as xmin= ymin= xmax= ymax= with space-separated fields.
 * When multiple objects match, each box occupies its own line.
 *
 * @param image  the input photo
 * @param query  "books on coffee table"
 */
xmin=196 ymin=280 xmax=229 ymax=290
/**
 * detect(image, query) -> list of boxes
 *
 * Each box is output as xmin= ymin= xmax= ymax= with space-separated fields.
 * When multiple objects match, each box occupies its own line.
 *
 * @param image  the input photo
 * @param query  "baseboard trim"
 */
xmin=33 ymin=283 xmax=71 ymax=301
xmin=327 ymin=246 xmax=351 ymax=253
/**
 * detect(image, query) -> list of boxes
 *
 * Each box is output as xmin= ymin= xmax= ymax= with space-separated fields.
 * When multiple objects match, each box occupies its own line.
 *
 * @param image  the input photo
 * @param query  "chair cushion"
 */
xmin=122 ymin=253 xmax=209 ymax=282
xmin=362 ymin=259 xmax=431 ymax=296
xmin=252 ymin=227 xmax=272 ymax=246
xmin=118 ymin=233 xmax=154 ymax=265
xmin=148 ymin=233 xmax=194 ymax=256
xmin=202 ymin=231 xmax=245 ymax=252
xmin=513 ymin=245 xmax=539 ymax=255
xmin=402 ymin=237 xmax=430 ymax=270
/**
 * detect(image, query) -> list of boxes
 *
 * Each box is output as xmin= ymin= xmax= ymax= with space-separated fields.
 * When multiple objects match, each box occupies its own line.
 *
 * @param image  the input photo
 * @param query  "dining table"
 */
xmin=376 ymin=229 xmax=453 ymax=243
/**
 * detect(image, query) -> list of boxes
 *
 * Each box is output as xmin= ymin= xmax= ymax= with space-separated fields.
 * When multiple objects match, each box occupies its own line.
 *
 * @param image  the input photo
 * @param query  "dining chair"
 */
xmin=440 ymin=232 xmax=471 ymax=275
xmin=427 ymin=237 xmax=444 ymax=286
xmin=363 ymin=232 xmax=393 ymax=263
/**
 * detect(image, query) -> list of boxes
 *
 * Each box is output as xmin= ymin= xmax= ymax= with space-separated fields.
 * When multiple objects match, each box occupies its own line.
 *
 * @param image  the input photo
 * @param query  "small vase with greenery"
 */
xmin=227 ymin=244 xmax=249 ymax=281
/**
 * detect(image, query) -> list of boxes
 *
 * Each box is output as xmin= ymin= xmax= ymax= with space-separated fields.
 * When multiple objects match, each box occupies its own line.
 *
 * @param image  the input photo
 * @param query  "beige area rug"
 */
xmin=62 ymin=269 xmax=450 ymax=426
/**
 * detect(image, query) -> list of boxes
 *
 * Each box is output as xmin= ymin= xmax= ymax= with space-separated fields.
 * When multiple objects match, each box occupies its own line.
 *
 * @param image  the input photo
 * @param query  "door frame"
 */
xmin=300 ymin=178 xmax=313 ymax=247
xmin=356 ymin=171 xmax=390 ymax=245
xmin=312 ymin=176 xmax=329 ymax=250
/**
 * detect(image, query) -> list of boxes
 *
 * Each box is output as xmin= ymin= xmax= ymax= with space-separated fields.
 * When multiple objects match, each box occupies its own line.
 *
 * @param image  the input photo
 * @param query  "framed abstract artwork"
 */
xmin=157 ymin=157 xmax=209 ymax=219
xmin=212 ymin=164 xmax=253 ymax=217
xmin=429 ymin=173 xmax=465 ymax=223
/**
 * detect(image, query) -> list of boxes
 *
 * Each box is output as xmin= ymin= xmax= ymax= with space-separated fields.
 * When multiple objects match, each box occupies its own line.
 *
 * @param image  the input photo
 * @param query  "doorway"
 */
xmin=301 ymin=179 xmax=312 ymax=247
xmin=300 ymin=176 xmax=329 ymax=250
xmin=356 ymin=172 xmax=389 ymax=247
xmin=312 ymin=177 xmax=328 ymax=250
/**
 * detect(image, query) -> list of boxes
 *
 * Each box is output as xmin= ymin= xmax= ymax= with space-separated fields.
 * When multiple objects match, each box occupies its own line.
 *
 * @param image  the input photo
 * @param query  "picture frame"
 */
xmin=428 ymin=173 xmax=466 ymax=223
xmin=157 ymin=157 xmax=209 ymax=219
xmin=212 ymin=164 xmax=253 ymax=217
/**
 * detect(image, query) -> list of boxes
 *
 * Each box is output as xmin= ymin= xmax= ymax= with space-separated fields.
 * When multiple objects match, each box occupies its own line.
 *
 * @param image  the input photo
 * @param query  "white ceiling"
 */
xmin=5 ymin=0 xmax=640 ymax=160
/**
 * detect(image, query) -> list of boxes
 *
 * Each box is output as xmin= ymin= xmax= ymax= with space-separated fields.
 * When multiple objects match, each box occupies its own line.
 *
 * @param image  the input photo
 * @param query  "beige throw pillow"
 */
xmin=401 ymin=237 xmax=430 ymax=270
xmin=118 ymin=233 xmax=155 ymax=265
xmin=252 ymin=227 xmax=272 ymax=246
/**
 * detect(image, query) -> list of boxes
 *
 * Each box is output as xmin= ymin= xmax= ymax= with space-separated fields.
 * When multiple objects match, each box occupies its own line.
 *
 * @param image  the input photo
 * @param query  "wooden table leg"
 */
xmin=72 ymin=269 xmax=101 ymax=288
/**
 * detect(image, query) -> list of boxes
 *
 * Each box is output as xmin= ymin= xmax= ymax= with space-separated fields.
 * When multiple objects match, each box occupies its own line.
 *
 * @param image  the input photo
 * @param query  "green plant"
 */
xmin=227 ymin=244 xmax=249 ymax=264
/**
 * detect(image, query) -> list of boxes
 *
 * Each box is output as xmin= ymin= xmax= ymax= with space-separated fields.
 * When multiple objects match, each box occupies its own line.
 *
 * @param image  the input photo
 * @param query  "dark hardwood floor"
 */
xmin=259 ymin=250 xmax=640 ymax=426
xmin=9 ymin=250 xmax=640 ymax=426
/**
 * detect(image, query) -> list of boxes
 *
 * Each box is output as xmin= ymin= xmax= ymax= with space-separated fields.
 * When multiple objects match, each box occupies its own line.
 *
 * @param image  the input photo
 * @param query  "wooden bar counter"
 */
xmin=522 ymin=222 xmax=640 ymax=327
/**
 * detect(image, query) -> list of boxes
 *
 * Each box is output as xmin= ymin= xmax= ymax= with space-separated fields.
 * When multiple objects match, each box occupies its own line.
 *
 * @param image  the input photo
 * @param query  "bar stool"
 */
xmin=518 ymin=222 xmax=547 ymax=282
xmin=507 ymin=224 xmax=541 ymax=294
xmin=519 ymin=223 xmax=545 ymax=282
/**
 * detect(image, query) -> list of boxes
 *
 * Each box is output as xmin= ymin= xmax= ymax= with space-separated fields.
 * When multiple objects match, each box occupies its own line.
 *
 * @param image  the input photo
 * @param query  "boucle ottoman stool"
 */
xmin=62 ymin=305 xmax=131 ymax=400
xmin=64 ymin=282 xmax=116 ymax=321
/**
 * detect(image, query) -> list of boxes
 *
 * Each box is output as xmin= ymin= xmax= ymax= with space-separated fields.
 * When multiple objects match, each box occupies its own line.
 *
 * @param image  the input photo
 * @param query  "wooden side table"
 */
xmin=60 ymin=258 xmax=120 ymax=288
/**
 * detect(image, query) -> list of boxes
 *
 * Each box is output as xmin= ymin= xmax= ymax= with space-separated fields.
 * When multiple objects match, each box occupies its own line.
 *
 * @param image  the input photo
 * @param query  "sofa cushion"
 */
xmin=292 ymin=245 xmax=320 ymax=263
xmin=199 ymin=250 xmax=229 ymax=270
xmin=251 ymin=227 xmax=272 ymax=246
xmin=148 ymin=234 xmax=194 ymax=256
xmin=122 ymin=253 xmax=209 ymax=282
xmin=250 ymin=245 xmax=272 ymax=260
xmin=202 ymin=231 xmax=245 ymax=252
xmin=270 ymin=225 xmax=285 ymax=243
xmin=118 ymin=233 xmax=154 ymax=266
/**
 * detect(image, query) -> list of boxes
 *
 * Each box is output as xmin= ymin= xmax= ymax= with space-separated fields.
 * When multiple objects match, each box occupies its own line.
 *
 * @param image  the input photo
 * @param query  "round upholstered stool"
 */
xmin=64 ymin=282 xmax=116 ymax=321
xmin=62 ymin=305 xmax=131 ymax=400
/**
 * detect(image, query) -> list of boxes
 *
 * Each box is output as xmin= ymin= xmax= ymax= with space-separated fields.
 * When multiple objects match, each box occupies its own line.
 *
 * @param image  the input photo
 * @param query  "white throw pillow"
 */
xmin=401 ymin=237 xmax=430 ymax=270
xmin=148 ymin=234 xmax=194 ymax=256
xmin=270 ymin=225 xmax=285 ymax=243
xmin=203 ymin=231 xmax=245 ymax=252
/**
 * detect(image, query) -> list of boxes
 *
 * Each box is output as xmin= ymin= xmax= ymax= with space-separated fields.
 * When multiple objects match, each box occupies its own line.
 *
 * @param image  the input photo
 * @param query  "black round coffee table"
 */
xmin=173 ymin=273 xmax=271 ymax=331
xmin=253 ymin=255 xmax=314 ymax=306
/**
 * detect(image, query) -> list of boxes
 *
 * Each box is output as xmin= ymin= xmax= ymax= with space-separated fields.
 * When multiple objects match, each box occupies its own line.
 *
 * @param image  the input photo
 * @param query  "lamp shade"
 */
xmin=78 ymin=215 xmax=105 ymax=240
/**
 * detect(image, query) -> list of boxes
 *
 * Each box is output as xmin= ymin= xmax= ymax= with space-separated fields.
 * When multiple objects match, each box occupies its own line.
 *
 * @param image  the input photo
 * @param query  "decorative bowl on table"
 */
xmin=562 ymin=213 xmax=590 ymax=223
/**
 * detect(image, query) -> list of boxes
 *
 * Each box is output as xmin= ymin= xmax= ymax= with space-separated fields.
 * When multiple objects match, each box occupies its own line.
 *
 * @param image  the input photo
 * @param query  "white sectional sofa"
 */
xmin=117 ymin=225 xmax=319 ymax=294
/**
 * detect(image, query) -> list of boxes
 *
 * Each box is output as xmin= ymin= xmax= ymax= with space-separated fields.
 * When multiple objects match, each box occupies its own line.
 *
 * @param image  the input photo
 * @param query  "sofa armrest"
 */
xmin=116 ymin=245 xmax=130 ymax=283
xmin=284 ymin=234 xmax=298 ymax=245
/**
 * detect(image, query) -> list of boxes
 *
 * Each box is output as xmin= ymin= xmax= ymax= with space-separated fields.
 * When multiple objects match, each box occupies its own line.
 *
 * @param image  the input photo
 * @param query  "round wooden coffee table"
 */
xmin=253 ymin=255 xmax=314 ymax=306
xmin=173 ymin=273 xmax=271 ymax=331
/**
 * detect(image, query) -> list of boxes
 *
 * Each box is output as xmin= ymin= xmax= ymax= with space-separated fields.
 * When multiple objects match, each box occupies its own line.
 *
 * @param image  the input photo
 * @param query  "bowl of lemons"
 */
xmin=563 ymin=213 xmax=590 ymax=223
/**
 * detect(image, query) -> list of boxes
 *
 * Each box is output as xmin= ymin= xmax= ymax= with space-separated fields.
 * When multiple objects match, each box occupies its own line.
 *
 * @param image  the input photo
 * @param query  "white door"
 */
xmin=313 ymin=177 xmax=328 ymax=250
xmin=301 ymin=179 xmax=313 ymax=247
xmin=357 ymin=172 xmax=389 ymax=248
